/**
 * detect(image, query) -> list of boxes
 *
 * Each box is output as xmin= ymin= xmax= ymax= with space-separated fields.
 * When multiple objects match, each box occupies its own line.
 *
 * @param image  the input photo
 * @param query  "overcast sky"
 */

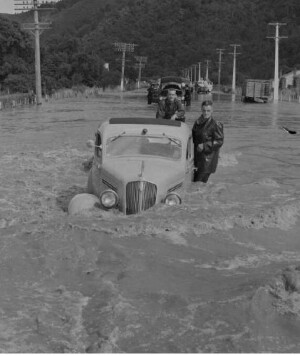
xmin=0 ymin=0 xmax=15 ymax=13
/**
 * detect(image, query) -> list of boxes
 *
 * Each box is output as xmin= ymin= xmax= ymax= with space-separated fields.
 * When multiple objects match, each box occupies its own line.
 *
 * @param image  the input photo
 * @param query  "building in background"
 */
xmin=279 ymin=69 xmax=300 ymax=89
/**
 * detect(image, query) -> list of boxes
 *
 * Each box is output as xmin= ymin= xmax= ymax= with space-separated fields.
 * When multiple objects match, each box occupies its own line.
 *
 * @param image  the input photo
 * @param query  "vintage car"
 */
xmin=69 ymin=118 xmax=194 ymax=215
xmin=147 ymin=82 xmax=161 ymax=104
xmin=159 ymin=76 xmax=186 ymax=102
xmin=197 ymin=79 xmax=213 ymax=94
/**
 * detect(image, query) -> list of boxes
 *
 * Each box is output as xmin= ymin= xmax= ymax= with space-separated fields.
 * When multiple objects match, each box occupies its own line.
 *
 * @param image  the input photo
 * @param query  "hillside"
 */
xmin=1 ymin=0 xmax=300 ymax=92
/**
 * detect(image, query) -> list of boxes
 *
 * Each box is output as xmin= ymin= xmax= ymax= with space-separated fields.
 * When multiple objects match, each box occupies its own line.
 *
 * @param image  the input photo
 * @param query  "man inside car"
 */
xmin=156 ymin=89 xmax=185 ymax=122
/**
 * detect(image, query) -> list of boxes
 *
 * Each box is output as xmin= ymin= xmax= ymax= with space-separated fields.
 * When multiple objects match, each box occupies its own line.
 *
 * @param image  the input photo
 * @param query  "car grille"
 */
xmin=126 ymin=181 xmax=157 ymax=215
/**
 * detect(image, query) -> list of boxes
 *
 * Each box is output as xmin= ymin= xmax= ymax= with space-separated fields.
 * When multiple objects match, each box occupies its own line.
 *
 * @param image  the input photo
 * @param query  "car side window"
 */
xmin=95 ymin=133 xmax=102 ymax=157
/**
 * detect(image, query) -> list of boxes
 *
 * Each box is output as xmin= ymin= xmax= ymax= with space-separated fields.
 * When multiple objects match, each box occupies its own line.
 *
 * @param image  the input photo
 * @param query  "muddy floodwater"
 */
xmin=1 ymin=90 xmax=300 ymax=353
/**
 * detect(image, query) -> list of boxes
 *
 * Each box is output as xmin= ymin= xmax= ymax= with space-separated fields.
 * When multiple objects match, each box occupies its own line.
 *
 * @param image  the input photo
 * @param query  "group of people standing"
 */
xmin=156 ymin=89 xmax=224 ymax=183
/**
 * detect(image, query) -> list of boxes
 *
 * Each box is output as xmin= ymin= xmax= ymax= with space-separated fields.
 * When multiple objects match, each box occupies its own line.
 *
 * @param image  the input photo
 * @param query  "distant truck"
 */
xmin=242 ymin=79 xmax=272 ymax=103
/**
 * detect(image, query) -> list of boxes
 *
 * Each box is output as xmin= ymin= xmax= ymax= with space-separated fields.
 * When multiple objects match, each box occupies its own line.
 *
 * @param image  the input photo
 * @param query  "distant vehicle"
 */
xmin=206 ymin=81 xmax=213 ymax=93
xmin=147 ymin=82 xmax=160 ymax=104
xmin=241 ymin=79 xmax=272 ymax=103
xmin=69 ymin=118 xmax=194 ymax=215
xmin=197 ymin=79 xmax=213 ymax=94
xmin=159 ymin=76 xmax=186 ymax=102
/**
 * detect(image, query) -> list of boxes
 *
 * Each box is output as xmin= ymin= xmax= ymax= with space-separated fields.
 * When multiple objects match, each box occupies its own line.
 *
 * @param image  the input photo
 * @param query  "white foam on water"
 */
xmin=256 ymin=178 xmax=280 ymax=188
xmin=162 ymin=231 xmax=188 ymax=246
xmin=232 ymin=202 xmax=300 ymax=230
xmin=218 ymin=152 xmax=241 ymax=167
xmin=198 ymin=251 xmax=300 ymax=271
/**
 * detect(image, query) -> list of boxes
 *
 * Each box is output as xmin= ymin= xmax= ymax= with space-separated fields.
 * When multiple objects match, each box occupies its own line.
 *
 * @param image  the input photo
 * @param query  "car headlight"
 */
xmin=100 ymin=190 xmax=118 ymax=209
xmin=164 ymin=193 xmax=182 ymax=206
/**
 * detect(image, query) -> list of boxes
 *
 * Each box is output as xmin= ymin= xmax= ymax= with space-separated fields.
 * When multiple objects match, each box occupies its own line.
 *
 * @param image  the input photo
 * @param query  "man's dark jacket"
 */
xmin=192 ymin=115 xmax=224 ymax=173
xmin=156 ymin=98 xmax=185 ymax=121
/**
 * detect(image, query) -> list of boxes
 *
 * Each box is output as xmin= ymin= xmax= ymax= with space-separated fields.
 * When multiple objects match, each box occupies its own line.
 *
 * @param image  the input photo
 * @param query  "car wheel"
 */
xmin=68 ymin=193 xmax=100 ymax=215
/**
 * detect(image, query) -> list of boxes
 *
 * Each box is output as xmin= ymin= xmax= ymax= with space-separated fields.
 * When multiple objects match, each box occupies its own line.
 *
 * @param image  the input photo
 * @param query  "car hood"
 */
xmin=102 ymin=158 xmax=184 ymax=185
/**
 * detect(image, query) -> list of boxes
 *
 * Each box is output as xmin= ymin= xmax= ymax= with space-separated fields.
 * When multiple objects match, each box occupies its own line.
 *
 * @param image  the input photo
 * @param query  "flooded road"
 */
xmin=0 ymin=90 xmax=300 ymax=352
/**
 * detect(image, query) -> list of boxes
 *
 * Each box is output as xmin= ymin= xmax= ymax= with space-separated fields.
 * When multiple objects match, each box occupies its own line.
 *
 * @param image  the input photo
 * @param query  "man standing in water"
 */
xmin=192 ymin=100 xmax=224 ymax=183
xmin=156 ymin=89 xmax=185 ymax=122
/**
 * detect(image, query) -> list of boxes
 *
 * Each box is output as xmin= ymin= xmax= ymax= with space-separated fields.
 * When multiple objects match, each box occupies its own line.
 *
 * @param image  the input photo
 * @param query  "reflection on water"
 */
xmin=0 ymin=91 xmax=300 ymax=352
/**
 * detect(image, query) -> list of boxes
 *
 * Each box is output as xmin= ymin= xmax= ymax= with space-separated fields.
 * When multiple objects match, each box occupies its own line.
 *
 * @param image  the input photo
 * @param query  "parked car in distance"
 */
xmin=159 ymin=76 xmax=186 ymax=102
xmin=197 ymin=79 xmax=213 ymax=94
xmin=147 ymin=82 xmax=161 ymax=104
xmin=69 ymin=118 xmax=194 ymax=215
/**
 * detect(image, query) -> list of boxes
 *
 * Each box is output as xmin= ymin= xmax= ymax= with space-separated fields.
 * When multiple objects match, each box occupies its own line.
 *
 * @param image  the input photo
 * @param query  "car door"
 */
xmin=88 ymin=131 xmax=103 ymax=194
xmin=185 ymin=136 xmax=194 ymax=181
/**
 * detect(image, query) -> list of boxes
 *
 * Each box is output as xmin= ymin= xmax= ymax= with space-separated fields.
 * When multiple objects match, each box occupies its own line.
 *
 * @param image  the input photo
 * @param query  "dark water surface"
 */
xmin=0 ymin=91 xmax=300 ymax=352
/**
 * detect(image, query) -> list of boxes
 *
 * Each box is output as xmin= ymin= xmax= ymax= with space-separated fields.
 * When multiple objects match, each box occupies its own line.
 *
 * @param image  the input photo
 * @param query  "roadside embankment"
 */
xmin=0 ymin=85 xmax=145 ymax=110
xmin=0 ymin=93 xmax=36 ymax=110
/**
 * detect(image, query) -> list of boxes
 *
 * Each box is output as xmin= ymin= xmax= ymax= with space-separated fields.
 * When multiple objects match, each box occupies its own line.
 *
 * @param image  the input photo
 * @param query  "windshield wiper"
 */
xmin=163 ymin=133 xmax=181 ymax=146
xmin=110 ymin=131 xmax=126 ymax=142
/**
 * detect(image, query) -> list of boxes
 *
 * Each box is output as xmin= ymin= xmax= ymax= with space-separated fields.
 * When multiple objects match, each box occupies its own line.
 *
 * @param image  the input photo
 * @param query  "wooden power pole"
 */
xmin=114 ymin=43 xmax=137 ymax=91
xmin=216 ymin=49 xmax=225 ymax=91
xmin=198 ymin=62 xmax=201 ymax=81
xmin=15 ymin=0 xmax=52 ymax=105
xmin=134 ymin=56 xmax=147 ymax=89
xmin=229 ymin=44 xmax=241 ymax=93
xmin=205 ymin=60 xmax=210 ymax=80
xmin=267 ymin=23 xmax=287 ymax=102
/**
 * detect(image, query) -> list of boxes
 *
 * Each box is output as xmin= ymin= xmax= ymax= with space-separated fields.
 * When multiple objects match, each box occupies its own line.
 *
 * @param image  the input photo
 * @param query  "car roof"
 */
xmin=109 ymin=118 xmax=181 ymax=126
xmin=97 ymin=118 xmax=191 ymax=138
xmin=160 ymin=76 xmax=184 ymax=84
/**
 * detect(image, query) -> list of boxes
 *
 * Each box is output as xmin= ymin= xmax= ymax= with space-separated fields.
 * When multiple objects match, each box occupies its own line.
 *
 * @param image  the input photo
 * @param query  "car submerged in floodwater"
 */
xmin=69 ymin=118 xmax=194 ymax=215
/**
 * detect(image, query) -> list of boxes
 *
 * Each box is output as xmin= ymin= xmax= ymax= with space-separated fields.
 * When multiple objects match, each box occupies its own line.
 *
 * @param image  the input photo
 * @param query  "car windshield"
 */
xmin=106 ymin=135 xmax=182 ymax=160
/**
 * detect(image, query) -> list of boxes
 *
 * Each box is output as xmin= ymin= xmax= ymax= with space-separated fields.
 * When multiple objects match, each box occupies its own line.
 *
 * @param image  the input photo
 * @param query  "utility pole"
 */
xmin=229 ymin=44 xmax=241 ymax=93
xmin=198 ymin=62 xmax=201 ymax=81
xmin=134 ymin=56 xmax=147 ymax=89
xmin=205 ymin=60 xmax=210 ymax=80
xmin=267 ymin=23 xmax=287 ymax=102
xmin=190 ymin=67 xmax=193 ymax=82
xmin=216 ymin=49 xmax=225 ymax=91
xmin=114 ymin=42 xmax=137 ymax=91
xmin=15 ymin=0 xmax=51 ymax=105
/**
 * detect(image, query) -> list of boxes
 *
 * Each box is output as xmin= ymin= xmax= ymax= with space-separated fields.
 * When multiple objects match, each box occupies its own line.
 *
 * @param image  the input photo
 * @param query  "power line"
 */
xmin=14 ymin=0 xmax=58 ymax=13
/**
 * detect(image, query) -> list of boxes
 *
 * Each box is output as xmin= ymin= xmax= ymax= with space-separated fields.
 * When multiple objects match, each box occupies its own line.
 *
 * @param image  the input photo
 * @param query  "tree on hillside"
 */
xmin=0 ymin=16 xmax=34 ymax=92
xmin=3 ymin=0 xmax=300 ymax=92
